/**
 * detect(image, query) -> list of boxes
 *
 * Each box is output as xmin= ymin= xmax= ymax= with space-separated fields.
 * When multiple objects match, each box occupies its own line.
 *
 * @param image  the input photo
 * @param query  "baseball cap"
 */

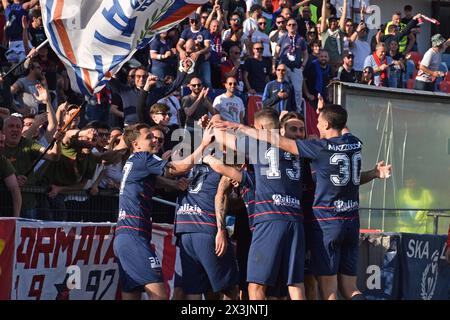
xmin=328 ymin=15 xmax=338 ymax=23
xmin=189 ymin=12 xmax=200 ymax=21
xmin=343 ymin=50 xmax=354 ymax=58
xmin=431 ymin=34 xmax=446 ymax=47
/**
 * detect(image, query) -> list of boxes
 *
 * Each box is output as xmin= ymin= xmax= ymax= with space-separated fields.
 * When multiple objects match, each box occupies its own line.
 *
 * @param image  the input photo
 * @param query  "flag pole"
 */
xmin=25 ymin=99 xmax=87 ymax=177
xmin=2 ymin=39 xmax=49 ymax=79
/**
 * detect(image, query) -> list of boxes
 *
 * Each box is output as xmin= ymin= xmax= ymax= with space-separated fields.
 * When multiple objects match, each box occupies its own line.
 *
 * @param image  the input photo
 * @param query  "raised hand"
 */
xmin=33 ymin=84 xmax=49 ymax=103
xmin=201 ymin=122 xmax=216 ymax=146
xmin=212 ymin=119 xmax=241 ymax=131
xmin=375 ymin=161 xmax=392 ymax=179
xmin=317 ymin=93 xmax=325 ymax=114
xmin=144 ymin=73 xmax=158 ymax=91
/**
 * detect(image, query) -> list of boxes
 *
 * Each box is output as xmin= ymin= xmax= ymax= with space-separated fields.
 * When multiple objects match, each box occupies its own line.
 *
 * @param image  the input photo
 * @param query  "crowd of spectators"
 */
xmin=0 ymin=0 xmax=449 ymax=220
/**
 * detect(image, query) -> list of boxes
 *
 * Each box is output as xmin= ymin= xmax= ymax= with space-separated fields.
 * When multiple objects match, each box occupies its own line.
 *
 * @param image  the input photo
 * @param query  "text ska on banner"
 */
xmin=12 ymin=220 xmax=118 ymax=300
xmin=41 ymin=0 xmax=208 ymax=96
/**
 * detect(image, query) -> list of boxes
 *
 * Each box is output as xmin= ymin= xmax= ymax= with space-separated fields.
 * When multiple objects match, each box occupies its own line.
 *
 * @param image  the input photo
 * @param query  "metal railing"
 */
xmin=0 ymin=185 xmax=178 ymax=224
xmin=359 ymin=208 xmax=450 ymax=235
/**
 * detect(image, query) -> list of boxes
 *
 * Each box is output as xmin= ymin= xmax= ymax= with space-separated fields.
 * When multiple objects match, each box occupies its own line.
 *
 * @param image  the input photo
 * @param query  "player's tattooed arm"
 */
xmin=213 ymin=120 xmax=300 ymax=155
xmin=360 ymin=161 xmax=392 ymax=185
xmin=203 ymin=155 xmax=243 ymax=183
xmin=214 ymin=176 xmax=232 ymax=257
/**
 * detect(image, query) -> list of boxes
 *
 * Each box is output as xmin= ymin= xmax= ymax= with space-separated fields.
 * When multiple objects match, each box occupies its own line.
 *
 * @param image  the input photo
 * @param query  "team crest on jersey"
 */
xmin=272 ymin=194 xmax=300 ymax=209
xmin=118 ymin=209 xmax=127 ymax=221
xmin=334 ymin=200 xmax=359 ymax=213
xmin=177 ymin=203 xmax=203 ymax=215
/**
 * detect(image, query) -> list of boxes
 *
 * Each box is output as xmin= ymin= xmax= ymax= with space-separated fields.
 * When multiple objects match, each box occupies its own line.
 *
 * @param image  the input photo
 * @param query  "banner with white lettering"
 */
xmin=400 ymin=233 xmax=450 ymax=300
xmin=8 ymin=219 xmax=177 ymax=300
xmin=358 ymin=233 xmax=401 ymax=299
xmin=41 ymin=0 xmax=207 ymax=95
xmin=12 ymin=220 xmax=118 ymax=300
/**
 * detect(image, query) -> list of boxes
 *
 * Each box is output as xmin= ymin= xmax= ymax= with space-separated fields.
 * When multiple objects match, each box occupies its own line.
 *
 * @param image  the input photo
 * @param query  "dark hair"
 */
xmin=135 ymin=66 xmax=147 ymax=73
xmin=110 ymin=127 xmax=123 ymax=133
xmin=23 ymin=114 xmax=36 ymax=120
xmin=280 ymin=111 xmax=304 ymax=130
xmin=249 ymin=4 xmax=262 ymax=14
xmin=310 ymin=40 xmax=321 ymax=48
xmin=83 ymin=120 xmax=110 ymax=131
xmin=404 ymin=5 xmax=413 ymax=11
xmin=149 ymin=125 xmax=165 ymax=136
xmin=320 ymin=105 xmax=347 ymax=130
xmin=31 ymin=9 xmax=42 ymax=19
xmin=254 ymin=108 xmax=280 ymax=129
xmin=227 ymin=44 xmax=241 ymax=56
xmin=123 ymin=123 xmax=151 ymax=149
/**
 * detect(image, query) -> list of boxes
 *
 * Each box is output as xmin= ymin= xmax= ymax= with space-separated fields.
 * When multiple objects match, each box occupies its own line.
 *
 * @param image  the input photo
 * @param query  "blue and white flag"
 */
xmin=41 ymin=0 xmax=207 ymax=96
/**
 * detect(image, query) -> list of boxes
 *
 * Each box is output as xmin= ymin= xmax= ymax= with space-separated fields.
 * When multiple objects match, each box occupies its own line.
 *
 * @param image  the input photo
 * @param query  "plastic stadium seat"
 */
xmin=407 ymin=51 xmax=423 ymax=68
xmin=439 ymin=81 xmax=450 ymax=93
xmin=406 ymin=79 xmax=415 ymax=89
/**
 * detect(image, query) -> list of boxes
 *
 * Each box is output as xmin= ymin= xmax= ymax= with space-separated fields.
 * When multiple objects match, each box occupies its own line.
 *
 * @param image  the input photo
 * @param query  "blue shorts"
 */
xmin=178 ymin=232 xmax=239 ymax=295
xmin=113 ymin=233 xmax=164 ymax=292
xmin=308 ymin=226 xmax=359 ymax=276
xmin=304 ymin=223 xmax=313 ymax=275
xmin=247 ymin=220 xmax=305 ymax=286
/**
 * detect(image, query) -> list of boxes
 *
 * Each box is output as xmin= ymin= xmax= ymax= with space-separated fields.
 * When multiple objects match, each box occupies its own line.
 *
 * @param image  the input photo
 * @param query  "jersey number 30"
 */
xmin=329 ymin=152 xmax=362 ymax=186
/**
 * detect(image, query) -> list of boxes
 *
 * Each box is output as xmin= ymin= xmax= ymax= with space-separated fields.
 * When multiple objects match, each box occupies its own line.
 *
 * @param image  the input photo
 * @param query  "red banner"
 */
xmin=304 ymin=100 xmax=320 ymax=139
xmin=0 ymin=219 xmax=177 ymax=300
xmin=0 ymin=218 xmax=16 ymax=300
xmin=246 ymin=95 xmax=263 ymax=126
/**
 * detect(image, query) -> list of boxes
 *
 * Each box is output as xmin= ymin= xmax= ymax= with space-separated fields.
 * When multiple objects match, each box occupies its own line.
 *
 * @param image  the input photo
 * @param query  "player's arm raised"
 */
xmin=166 ymin=124 xmax=215 ymax=175
xmin=213 ymin=121 xmax=300 ymax=155
xmin=202 ymin=154 xmax=243 ymax=183
xmin=360 ymin=161 xmax=392 ymax=185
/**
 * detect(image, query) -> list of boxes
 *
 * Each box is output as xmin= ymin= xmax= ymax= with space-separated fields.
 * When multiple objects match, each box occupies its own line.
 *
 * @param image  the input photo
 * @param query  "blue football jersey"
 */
xmin=116 ymin=152 xmax=168 ymax=238
xmin=301 ymin=158 xmax=315 ymax=223
xmin=175 ymin=164 xmax=222 ymax=234
xmin=296 ymin=133 xmax=363 ymax=228
xmin=240 ymin=169 xmax=256 ymax=228
xmin=251 ymin=142 xmax=303 ymax=224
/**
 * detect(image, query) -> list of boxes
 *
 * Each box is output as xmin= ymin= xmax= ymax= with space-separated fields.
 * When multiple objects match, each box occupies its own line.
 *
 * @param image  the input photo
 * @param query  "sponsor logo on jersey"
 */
xmin=272 ymin=194 xmax=300 ymax=209
xmin=177 ymin=203 xmax=203 ymax=215
xmin=333 ymin=200 xmax=359 ymax=213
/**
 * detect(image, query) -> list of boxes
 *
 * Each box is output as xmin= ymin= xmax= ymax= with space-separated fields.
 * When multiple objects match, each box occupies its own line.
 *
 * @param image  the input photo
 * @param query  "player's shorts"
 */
xmin=247 ymin=220 xmax=305 ymax=286
xmin=178 ymin=232 xmax=239 ymax=295
xmin=304 ymin=223 xmax=313 ymax=275
xmin=113 ymin=233 xmax=164 ymax=293
xmin=308 ymin=225 xmax=360 ymax=276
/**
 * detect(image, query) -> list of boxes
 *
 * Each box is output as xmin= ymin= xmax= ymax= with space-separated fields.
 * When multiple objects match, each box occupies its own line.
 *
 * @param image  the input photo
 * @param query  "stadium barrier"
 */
xmin=357 ymin=232 xmax=450 ymax=300
xmin=1 ymin=217 xmax=449 ymax=300
xmin=0 ymin=218 xmax=177 ymax=300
